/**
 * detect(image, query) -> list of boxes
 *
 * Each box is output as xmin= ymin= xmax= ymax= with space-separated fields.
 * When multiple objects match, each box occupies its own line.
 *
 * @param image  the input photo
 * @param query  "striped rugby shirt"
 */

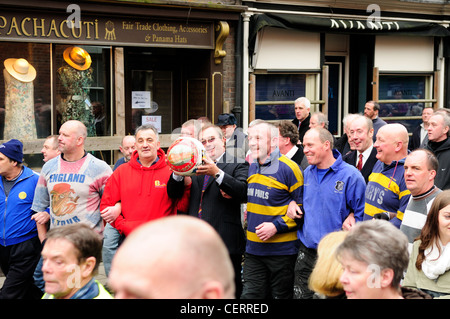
xmin=246 ymin=149 xmax=303 ymax=256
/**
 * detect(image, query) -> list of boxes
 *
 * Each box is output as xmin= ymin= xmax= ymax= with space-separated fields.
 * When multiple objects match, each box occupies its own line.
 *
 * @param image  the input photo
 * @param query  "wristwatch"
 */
xmin=214 ymin=170 xmax=222 ymax=179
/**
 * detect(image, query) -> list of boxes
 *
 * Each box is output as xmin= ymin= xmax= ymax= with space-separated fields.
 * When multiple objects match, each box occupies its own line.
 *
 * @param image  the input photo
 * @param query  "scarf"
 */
xmin=422 ymin=239 xmax=450 ymax=280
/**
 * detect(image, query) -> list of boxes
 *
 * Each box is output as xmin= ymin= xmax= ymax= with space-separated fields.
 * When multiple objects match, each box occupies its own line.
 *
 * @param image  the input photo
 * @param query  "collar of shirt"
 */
xmin=285 ymin=145 xmax=299 ymax=159
xmin=357 ymin=144 xmax=373 ymax=167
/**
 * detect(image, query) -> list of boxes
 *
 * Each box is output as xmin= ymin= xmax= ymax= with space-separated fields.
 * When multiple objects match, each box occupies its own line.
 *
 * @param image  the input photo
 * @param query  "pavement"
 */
xmin=0 ymin=262 xmax=109 ymax=294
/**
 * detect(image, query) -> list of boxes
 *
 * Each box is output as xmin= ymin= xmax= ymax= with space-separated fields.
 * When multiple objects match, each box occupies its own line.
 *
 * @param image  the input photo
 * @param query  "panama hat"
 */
xmin=63 ymin=46 xmax=92 ymax=71
xmin=4 ymin=58 xmax=36 ymax=82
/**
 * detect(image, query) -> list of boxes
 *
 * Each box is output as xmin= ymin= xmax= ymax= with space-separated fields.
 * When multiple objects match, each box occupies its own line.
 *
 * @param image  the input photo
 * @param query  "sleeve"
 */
xmin=100 ymin=171 xmax=126 ymax=233
xmin=274 ymin=164 xmax=304 ymax=233
xmin=167 ymin=173 xmax=186 ymax=199
xmin=391 ymin=184 xmax=411 ymax=228
xmin=347 ymin=173 xmax=367 ymax=222
xmin=402 ymin=241 xmax=420 ymax=289
xmin=31 ymin=173 xmax=50 ymax=213
xmin=218 ymin=162 xmax=249 ymax=203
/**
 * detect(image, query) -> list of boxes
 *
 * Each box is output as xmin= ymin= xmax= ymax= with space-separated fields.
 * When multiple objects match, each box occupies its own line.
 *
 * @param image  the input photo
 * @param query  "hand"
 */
xmin=31 ymin=211 xmax=50 ymax=225
xmin=101 ymin=203 xmax=122 ymax=224
xmin=286 ymin=200 xmax=302 ymax=219
xmin=342 ymin=213 xmax=355 ymax=231
xmin=195 ymin=156 xmax=219 ymax=177
xmin=255 ymin=222 xmax=277 ymax=241
xmin=220 ymin=189 xmax=231 ymax=199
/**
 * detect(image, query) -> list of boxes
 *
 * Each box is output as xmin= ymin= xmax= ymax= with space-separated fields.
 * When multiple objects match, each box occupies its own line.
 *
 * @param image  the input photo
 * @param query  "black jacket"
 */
xmin=426 ymin=137 xmax=450 ymax=190
xmin=292 ymin=113 xmax=311 ymax=144
xmin=167 ymin=151 xmax=249 ymax=255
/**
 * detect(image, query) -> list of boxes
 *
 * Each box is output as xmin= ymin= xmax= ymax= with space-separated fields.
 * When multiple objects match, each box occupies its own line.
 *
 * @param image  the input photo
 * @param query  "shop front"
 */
xmin=0 ymin=1 xmax=244 ymax=169
xmin=244 ymin=6 xmax=450 ymax=136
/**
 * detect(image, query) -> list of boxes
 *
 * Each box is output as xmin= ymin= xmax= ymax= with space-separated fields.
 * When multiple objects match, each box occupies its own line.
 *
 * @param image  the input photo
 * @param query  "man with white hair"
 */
xmin=425 ymin=110 xmax=450 ymax=190
xmin=292 ymin=97 xmax=311 ymax=144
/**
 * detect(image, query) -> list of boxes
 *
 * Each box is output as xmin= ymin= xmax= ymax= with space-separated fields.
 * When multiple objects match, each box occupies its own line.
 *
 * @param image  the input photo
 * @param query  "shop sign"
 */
xmin=0 ymin=9 xmax=214 ymax=48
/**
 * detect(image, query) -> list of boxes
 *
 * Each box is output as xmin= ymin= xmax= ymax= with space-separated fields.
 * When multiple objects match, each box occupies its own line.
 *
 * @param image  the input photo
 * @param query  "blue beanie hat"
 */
xmin=0 ymin=139 xmax=23 ymax=163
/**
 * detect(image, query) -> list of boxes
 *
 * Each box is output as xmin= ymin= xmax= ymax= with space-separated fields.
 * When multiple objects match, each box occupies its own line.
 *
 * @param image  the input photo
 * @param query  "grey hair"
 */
xmin=336 ymin=220 xmax=409 ymax=288
xmin=135 ymin=124 xmax=159 ymax=141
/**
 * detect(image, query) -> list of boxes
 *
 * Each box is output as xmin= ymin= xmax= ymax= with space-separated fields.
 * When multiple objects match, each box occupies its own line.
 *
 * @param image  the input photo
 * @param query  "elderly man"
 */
xmin=292 ymin=97 xmax=311 ymax=144
xmin=409 ymin=107 xmax=434 ymax=151
xmin=343 ymin=115 xmax=378 ymax=183
xmin=242 ymin=121 xmax=303 ymax=299
xmin=364 ymin=100 xmax=386 ymax=142
xmin=363 ymin=123 xmax=411 ymax=228
xmin=110 ymin=215 xmax=235 ymax=299
xmin=217 ymin=113 xmax=248 ymax=161
xmin=425 ymin=110 xmax=450 ymax=190
xmin=289 ymin=127 xmax=366 ymax=299
xmin=41 ymin=223 xmax=112 ymax=299
xmin=101 ymin=124 xmax=190 ymax=237
xmin=113 ymin=135 xmax=136 ymax=170
xmin=168 ymin=124 xmax=248 ymax=297
xmin=41 ymin=135 xmax=61 ymax=163
xmin=400 ymin=149 xmax=441 ymax=253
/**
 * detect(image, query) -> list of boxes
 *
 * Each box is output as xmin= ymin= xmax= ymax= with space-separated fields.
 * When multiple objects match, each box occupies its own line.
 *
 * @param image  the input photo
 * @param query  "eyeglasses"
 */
xmin=201 ymin=137 xmax=216 ymax=145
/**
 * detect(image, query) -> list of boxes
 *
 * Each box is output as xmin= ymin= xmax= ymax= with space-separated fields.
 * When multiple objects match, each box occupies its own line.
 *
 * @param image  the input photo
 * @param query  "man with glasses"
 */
xmin=168 ymin=124 xmax=249 ymax=298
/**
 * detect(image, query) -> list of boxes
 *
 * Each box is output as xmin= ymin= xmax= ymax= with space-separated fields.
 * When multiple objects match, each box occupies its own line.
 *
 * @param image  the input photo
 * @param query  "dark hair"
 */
xmin=277 ymin=120 xmax=299 ymax=145
xmin=46 ymin=223 xmax=103 ymax=274
xmin=416 ymin=190 xmax=450 ymax=270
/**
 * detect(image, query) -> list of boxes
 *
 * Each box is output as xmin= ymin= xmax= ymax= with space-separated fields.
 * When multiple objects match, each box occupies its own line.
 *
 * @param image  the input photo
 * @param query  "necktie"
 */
xmin=198 ymin=175 xmax=210 ymax=218
xmin=357 ymin=153 xmax=363 ymax=171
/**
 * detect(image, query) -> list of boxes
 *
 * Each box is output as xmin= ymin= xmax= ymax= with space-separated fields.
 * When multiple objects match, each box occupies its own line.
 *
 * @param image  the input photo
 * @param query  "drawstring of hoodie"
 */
xmin=388 ymin=160 xmax=399 ymax=189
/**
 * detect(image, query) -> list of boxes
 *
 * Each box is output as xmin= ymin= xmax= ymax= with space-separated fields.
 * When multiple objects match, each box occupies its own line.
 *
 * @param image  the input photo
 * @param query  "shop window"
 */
xmin=54 ymin=44 xmax=112 ymax=137
xmin=0 ymin=42 xmax=51 ymax=140
xmin=255 ymin=74 xmax=307 ymax=121
xmin=0 ymin=42 xmax=113 ymax=168
xmin=378 ymin=74 xmax=432 ymax=133
xmin=131 ymin=70 xmax=173 ymax=134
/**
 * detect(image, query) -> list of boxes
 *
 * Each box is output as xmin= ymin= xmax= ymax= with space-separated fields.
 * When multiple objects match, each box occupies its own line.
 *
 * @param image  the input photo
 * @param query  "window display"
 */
xmin=3 ymin=58 xmax=37 ymax=140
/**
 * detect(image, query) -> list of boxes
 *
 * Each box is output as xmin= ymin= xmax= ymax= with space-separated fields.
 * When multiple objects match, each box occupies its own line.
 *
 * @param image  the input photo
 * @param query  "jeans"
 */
xmin=241 ymin=253 xmax=296 ymax=299
xmin=102 ymin=223 xmax=121 ymax=277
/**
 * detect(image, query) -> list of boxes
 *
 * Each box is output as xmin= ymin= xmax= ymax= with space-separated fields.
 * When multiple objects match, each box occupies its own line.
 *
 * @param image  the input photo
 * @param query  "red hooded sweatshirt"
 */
xmin=100 ymin=148 xmax=190 ymax=236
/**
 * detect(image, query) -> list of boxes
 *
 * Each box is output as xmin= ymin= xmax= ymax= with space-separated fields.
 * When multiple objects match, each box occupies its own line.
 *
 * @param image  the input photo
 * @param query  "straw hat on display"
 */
xmin=4 ymin=58 xmax=36 ymax=82
xmin=63 ymin=46 xmax=92 ymax=70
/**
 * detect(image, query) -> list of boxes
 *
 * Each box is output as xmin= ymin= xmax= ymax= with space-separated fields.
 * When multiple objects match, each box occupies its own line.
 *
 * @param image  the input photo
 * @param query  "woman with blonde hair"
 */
xmin=308 ymin=230 xmax=348 ymax=298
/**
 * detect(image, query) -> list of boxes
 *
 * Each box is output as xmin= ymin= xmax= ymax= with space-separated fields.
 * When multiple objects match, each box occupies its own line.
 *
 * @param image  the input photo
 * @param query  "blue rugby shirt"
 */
xmin=363 ymin=159 xmax=411 ymax=228
xmin=246 ymin=149 xmax=303 ymax=256
xmin=298 ymin=149 xmax=366 ymax=250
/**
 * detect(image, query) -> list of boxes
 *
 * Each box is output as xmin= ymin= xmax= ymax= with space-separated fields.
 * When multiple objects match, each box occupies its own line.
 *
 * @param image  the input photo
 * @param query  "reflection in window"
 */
xmin=379 ymin=74 xmax=432 ymax=133
xmin=131 ymin=70 xmax=172 ymax=134
xmin=255 ymin=74 xmax=306 ymax=121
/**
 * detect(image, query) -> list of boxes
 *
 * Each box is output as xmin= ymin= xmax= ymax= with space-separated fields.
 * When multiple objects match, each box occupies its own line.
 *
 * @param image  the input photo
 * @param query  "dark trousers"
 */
xmin=230 ymin=253 xmax=243 ymax=299
xmin=293 ymin=241 xmax=317 ymax=299
xmin=0 ymin=236 xmax=42 ymax=299
xmin=241 ymin=253 xmax=296 ymax=299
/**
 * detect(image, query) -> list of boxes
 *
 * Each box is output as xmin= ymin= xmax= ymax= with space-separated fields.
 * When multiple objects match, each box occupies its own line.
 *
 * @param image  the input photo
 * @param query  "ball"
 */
xmin=167 ymin=137 xmax=205 ymax=176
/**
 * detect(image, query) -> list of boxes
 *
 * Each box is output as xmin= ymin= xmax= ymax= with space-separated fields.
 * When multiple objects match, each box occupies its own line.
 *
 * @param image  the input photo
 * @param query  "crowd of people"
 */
xmin=1 ymin=95 xmax=450 ymax=300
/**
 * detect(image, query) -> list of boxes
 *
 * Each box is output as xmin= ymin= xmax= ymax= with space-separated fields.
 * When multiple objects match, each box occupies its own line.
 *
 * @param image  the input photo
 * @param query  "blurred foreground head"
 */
xmin=109 ymin=215 xmax=235 ymax=299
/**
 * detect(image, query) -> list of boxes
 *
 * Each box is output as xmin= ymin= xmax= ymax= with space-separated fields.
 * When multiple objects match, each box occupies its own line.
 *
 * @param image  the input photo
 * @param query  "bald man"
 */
xmin=363 ymin=123 xmax=411 ymax=228
xmin=109 ymin=215 xmax=235 ymax=299
xmin=32 ymin=120 xmax=113 ymax=234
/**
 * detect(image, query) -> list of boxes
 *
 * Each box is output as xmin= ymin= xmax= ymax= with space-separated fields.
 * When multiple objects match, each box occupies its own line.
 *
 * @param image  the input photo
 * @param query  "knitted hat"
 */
xmin=0 ymin=139 xmax=23 ymax=163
